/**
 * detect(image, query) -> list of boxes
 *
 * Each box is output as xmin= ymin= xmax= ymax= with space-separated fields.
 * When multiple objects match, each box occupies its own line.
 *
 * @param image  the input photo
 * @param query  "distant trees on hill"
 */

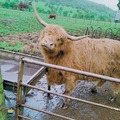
xmin=0 ymin=0 xmax=114 ymax=21
xmin=0 ymin=1 xmax=16 ymax=9
xmin=0 ymin=0 xmax=32 ymax=11
xmin=117 ymin=0 xmax=120 ymax=10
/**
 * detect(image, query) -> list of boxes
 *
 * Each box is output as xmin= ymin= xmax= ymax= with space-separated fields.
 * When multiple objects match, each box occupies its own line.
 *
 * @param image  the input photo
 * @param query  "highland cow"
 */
xmin=48 ymin=14 xmax=56 ymax=19
xmin=33 ymin=4 xmax=120 ymax=106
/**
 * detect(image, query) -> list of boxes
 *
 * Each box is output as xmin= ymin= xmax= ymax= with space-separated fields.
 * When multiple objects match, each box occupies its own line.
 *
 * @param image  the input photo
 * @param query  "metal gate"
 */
xmin=0 ymin=49 xmax=120 ymax=120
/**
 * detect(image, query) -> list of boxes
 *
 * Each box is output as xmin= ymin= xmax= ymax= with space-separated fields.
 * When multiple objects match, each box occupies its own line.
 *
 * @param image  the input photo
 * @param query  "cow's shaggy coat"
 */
xmin=39 ymin=25 xmax=120 ymax=97
xmin=33 ymin=4 xmax=120 ymax=103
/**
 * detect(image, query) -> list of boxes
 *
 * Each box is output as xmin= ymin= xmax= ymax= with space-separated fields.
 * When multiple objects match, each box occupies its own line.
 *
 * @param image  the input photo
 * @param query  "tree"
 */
xmin=2 ymin=2 xmax=9 ymax=9
xmin=63 ymin=10 xmax=68 ymax=17
xmin=14 ymin=0 xmax=19 ymax=2
xmin=5 ymin=0 xmax=10 ymax=2
xmin=117 ymin=0 xmax=120 ymax=10
xmin=72 ymin=13 xmax=77 ymax=18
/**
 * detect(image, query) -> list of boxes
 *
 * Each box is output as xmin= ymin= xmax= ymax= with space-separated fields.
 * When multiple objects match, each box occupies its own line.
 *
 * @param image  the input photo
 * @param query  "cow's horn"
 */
xmin=67 ymin=34 xmax=90 ymax=41
xmin=33 ymin=2 xmax=48 ymax=27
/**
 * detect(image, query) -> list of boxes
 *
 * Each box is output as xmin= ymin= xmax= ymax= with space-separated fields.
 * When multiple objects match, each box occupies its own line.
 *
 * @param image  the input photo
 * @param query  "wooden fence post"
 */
xmin=0 ymin=67 xmax=7 ymax=120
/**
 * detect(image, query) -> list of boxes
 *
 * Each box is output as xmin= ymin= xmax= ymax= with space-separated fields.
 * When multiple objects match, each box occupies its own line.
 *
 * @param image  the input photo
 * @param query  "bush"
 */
xmin=37 ymin=7 xmax=44 ymax=13
xmin=1 ymin=2 xmax=16 ymax=9
xmin=9 ymin=2 xmax=16 ymax=9
xmin=2 ymin=2 xmax=9 ymax=9
xmin=63 ymin=11 xmax=68 ymax=17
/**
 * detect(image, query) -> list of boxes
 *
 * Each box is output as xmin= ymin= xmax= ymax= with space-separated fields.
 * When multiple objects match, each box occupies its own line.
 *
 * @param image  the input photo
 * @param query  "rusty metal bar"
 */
xmin=14 ymin=60 xmax=24 ymax=120
xmin=21 ymin=83 xmax=120 ymax=112
xmin=18 ymin=115 xmax=34 ymax=120
xmin=1 ymin=49 xmax=120 ymax=83
xmin=15 ymin=61 xmax=75 ymax=120
xmin=3 ymin=81 xmax=17 ymax=92
xmin=27 ymin=66 xmax=46 ymax=84
xmin=23 ymin=57 xmax=120 ymax=83
xmin=26 ymin=66 xmax=46 ymax=93
xmin=0 ymin=49 xmax=44 ymax=61
xmin=25 ymin=66 xmax=47 ymax=93
xmin=20 ymin=104 xmax=75 ymax=120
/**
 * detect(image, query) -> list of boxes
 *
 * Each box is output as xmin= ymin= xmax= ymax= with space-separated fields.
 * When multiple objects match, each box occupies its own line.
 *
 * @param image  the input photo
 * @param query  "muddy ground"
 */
xmin=1 ymin=33 xmax=120 ymax=120
xmin=1 ymin=58 xmax=120 ymax=120
xmin=0 ymin=32 xmax=39 ymax=44
xmin=0 ymin=32 xmax=42 ymax=56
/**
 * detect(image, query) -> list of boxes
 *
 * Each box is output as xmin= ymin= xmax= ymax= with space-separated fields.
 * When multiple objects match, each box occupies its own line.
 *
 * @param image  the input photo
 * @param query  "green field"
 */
xmin=0 ymin=41 xmax=23 ymax=51
xmin=0 ymin=7 xmax=120 ymax=37
xmin=0 ymin=7 xmax=120 ymax=51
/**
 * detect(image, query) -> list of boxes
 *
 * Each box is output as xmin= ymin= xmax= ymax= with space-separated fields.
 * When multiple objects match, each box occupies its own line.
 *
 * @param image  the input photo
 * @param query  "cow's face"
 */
xmin=33 ymin=4 xmax=88 ymax=56
xmin=33 ymin=4 xmax=87 ymax=58
xmin=39 ymin=25 xmax=67 ymax=57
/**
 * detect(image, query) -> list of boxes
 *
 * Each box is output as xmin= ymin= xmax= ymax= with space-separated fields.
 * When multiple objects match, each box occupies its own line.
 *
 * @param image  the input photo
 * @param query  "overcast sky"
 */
xmin=89 ymin=0 xmax=119 ymax=11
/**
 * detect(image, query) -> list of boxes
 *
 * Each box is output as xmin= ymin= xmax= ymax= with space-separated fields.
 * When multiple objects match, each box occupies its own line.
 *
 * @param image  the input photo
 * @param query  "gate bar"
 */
xmin=21 ymin=104 xmax=75 ymax=120
xmin=21 ymin=83 xmax=120 ymax=112
xmin=0 ymin=49 xmax=44 ymax=61
xmin=18 ymin=115 xmax=34 ymax=120
xmin=15 ymin=60 xmax=24 ymax=120
xmin=23 ymin=57 xmax=120 ymax=83
xmin=26 ymin=66 xmax=46 ymax=93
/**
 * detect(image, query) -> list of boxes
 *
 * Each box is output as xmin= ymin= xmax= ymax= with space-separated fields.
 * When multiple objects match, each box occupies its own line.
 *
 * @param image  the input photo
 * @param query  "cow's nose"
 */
xmin=45 ymin=39 xmax=54 ymax=47
xmin=41 ymin=39 xmax=54 ymax=49
xmin=50 ymin=43 xmax=53 ymax=46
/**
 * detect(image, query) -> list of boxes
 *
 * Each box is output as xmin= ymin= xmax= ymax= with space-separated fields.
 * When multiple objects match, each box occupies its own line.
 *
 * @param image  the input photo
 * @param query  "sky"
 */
xmin=89 ymin=0 xmax=119 ymax=11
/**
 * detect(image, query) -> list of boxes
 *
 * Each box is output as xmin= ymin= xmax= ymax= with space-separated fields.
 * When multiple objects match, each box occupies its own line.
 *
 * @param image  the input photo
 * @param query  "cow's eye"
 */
xmin=60 ymin=39 xmax=64 ymax=45
xmin=57 ymin=39 xmax=64 ymax=45
xmin=44 ymin=31 xmax=47 ymax=34
xmin=57 ymin=38 xmax=62 ymax=41
xmin=57 ymin=39 xmax=60 ymax=41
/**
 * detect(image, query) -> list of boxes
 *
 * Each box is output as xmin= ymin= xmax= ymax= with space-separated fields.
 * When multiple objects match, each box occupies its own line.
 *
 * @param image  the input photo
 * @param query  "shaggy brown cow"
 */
xmin=48 ymin=14 xmax=56 ymax=19
xmin=33 ymin=4 xmax=120 ymax=105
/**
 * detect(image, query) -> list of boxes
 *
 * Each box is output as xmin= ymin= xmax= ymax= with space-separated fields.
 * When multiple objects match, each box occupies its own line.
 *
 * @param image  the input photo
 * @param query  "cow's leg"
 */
xmin=110 ymin=82 xmax=120 ymax=101
xmin=91 ymin=80 xmax=105 ymax=93
xmin=47 ymin=85 xmax=51 ymax=98
xmin=62 ymin=77 xmax=76 ymax=108
xmin=46 ymin=68 xmax=51 ymax=98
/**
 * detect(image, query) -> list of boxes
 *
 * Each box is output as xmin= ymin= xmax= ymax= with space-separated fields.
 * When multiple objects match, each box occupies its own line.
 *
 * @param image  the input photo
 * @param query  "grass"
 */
xmin=0 ymin=8 xmax=43 ymax=36
xmin=0 ymin=41 xmax=23 ymax=52
xmin=0 ymin=7 xmax=120 ymax=36
xmin=0 ymin=7 xmax=120 ymax=51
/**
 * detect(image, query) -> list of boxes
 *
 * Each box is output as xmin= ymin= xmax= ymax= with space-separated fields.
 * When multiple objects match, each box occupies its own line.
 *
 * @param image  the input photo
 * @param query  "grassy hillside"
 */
xmin=0 ymin=4 xmax=120 ymax=52
xmin=0 ymin=0 xmax=115 ymax=21
xmin=45 ymin=0 xmax=114 ymax=20
xmin=0 ymin=7 xmax=120 ymax=37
